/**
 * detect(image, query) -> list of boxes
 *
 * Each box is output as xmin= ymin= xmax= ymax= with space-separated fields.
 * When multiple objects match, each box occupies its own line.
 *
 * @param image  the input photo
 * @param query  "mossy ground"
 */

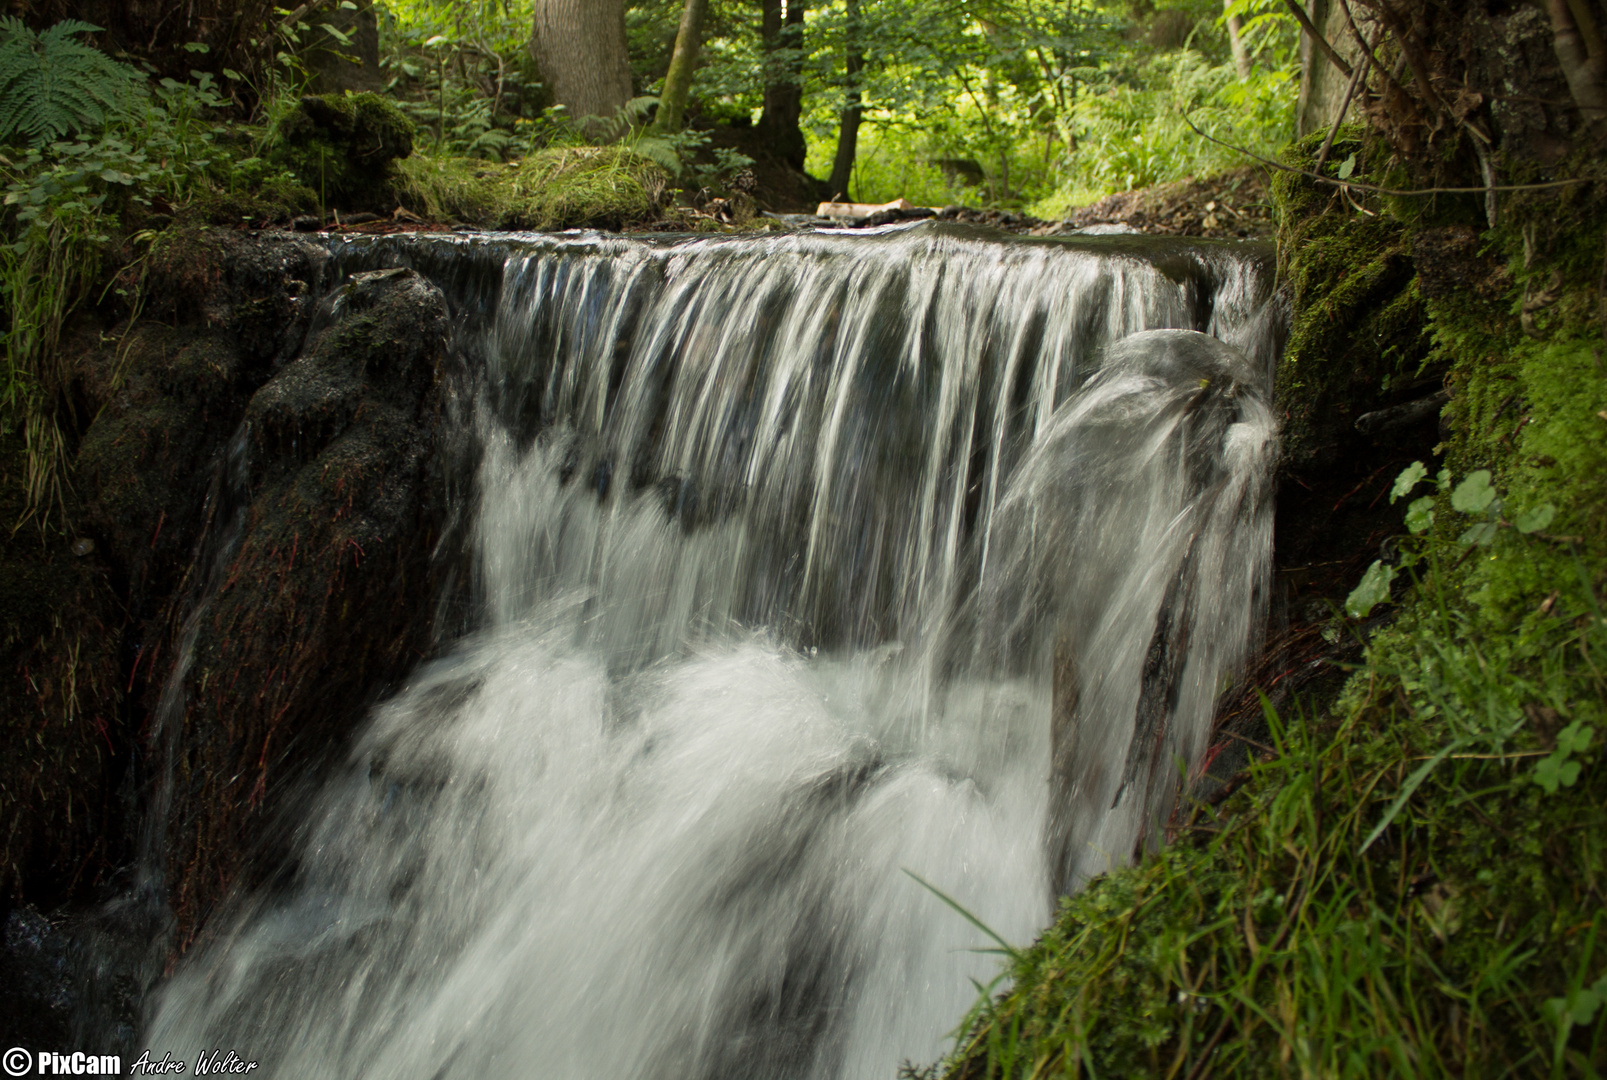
xmin=929 ymin=136 xmax=1607 ymax=1078
xmin=394 ymin=144 xmax=670 ymax=231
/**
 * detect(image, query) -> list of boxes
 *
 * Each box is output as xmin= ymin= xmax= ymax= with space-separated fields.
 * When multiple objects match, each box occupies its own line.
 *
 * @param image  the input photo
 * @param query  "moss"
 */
xmin=395 ymin=145 xmax=670 ymax=230
xmin=270 ymin=92 xmax=416 ymax=212
xmin=1271 ymin=129 xmax=1434 ymax=468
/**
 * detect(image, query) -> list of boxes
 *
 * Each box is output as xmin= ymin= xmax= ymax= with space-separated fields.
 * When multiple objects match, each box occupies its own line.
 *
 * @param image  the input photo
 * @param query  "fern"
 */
xmin=0 ymin=18 xmax=142 ymax=147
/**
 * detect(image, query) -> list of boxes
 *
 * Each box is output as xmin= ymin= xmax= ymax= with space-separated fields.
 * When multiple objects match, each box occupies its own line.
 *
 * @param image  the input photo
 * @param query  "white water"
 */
xmin=145 ymin=225 xmax=1280 ymax=1078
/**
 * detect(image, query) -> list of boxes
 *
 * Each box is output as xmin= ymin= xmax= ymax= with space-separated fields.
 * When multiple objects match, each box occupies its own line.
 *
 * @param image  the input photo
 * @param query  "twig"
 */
xmin=1218 ymin=730 xmax=1278 ymax=756
xmin=1177 ymin=114 xmax=1594 ymax=196
xmin=1282 ymin=0 xmax=1353 ymax=78
xmin=1409 ymin=750 xmax=1550 ymax=761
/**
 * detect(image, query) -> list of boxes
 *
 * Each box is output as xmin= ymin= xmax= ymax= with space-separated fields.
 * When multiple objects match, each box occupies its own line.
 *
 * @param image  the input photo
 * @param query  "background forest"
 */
xmin=363 ymin=0 xmax=1298 ymax=213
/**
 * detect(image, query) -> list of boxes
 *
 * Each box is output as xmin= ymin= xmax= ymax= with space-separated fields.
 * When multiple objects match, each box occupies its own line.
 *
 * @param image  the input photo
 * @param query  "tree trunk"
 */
xmin=528 ymin=0 xmax=633 ymax=132
xmin=655 ymin=0 xmax=709 ymax=133
xmin=1225 ymin=3 xmax=1252 ymax=79
xmin=1546 ymin=0 xmax=1607 ymax=124
xmin=827 ymin=0 xmax=863 ymax=201
xmin=757 ymin=0 xmax=807 ymax=168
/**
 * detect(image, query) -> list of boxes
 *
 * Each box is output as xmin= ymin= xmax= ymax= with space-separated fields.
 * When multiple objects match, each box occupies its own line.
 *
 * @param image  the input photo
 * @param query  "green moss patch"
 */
xmin=395 ymin=145 xmax=669 ymax=231
xmin=1271 ymin=129 xmax=1434 ymax=468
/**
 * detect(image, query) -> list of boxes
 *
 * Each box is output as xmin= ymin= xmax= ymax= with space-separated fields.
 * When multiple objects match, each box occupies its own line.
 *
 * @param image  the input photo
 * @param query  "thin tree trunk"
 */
xmin=655 ymin=0 xmax=709 ymax=132
xmin=827 ymin=0 xmax=863 ymax=201
xmin=758 ymin=0 xmax=807 ymax=168
xmin=1226 ymin=2 xmax=1252 ymax=79
xmin=527 ymin=0 xmax=632 ymax=132
xmin=1547 ymin=0 xmax=1607 ymax=123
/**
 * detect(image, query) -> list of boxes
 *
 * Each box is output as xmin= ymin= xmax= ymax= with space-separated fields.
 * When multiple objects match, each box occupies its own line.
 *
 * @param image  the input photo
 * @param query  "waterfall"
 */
xmin=143 ymin=223 xmax=1280 ymax=1079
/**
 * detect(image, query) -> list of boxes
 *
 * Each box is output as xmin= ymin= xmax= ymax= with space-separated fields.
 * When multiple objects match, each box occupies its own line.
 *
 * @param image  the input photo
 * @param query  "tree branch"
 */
xmin=1315 ymin=24 xmax=1378 ymax=173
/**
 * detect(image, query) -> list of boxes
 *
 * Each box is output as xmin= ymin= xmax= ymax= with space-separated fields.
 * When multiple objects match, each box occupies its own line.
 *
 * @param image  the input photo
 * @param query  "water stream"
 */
xmin=142 ymin=223 xmax=1281 ymax=1078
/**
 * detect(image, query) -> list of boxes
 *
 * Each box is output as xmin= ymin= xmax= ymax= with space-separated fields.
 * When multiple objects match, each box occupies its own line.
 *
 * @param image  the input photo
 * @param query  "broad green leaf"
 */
xmin=1337 ymin=152 xmax=1356 ymax=179
xmin=1557 ymin=721 xmax=1594 ymax=756
xmin=1406 ymin=496 xmax=1435 ymax=534
xmin=1451 ymin=470 xmax=1496 ymax=513
xmin=182 ymin=41 xmax=209 ymax=53
xmin=1535 ymin=753 xmax=1581 ymax=793
xmin=1514 ymin=503 xmax=1556 ymax=533
xmin=1346 ymin=560 xmax=1396 ymax=618
xmin=1390 ymin=461 xmax=1427 ymax=503
xmin=1458 ymin=522 xmax=1498 ymax=547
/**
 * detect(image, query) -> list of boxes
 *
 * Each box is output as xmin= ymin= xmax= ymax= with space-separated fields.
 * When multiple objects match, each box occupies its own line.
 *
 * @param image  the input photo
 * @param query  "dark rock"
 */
xmin=1355 ymin=389 xmax=1451 ymax=436
xmin=0 ymin=907 xmax=72 ymax=1049
xmin=300 ymin=0 xmax=385 ymax=95
xmin=147 ymin=262 xmax=473 ymax=935
xmin=931 ymin=158 xmax=985 ymax=187
xmin=1411 ymin=226 xmax=1509 ymax=300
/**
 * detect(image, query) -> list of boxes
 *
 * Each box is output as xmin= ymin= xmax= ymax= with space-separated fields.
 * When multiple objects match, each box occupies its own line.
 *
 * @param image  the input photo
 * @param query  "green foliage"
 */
xmin=0 ymin=18 xmax=142 ymax=147
xmin=1038 ymin=48 xmax=1295 ymax=210
xmin=0 ymin=43 xmax=263 ymax=523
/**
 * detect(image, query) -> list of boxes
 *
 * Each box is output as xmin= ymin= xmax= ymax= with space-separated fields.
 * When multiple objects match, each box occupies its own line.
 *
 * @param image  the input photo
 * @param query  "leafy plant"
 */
xmin=0 ymin=18 xmax=143 ymax=147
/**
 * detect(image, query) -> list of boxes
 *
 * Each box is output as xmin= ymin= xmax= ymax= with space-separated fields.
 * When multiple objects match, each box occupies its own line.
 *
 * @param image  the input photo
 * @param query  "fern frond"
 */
xmin=0 ymin=19 xmax=139 ymax=147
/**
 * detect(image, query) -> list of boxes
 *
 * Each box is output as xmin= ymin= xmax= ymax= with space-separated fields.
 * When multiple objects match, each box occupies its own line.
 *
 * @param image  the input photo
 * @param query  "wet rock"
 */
xmin=152 ymin=262 xmax=472 ymax=935
xmin=0 ymin=907 xmax=72 ymax=1049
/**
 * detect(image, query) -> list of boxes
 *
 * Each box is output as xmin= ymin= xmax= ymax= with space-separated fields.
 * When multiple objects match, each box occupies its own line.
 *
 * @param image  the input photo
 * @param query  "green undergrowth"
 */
xmin=395 ymin=145 xmax=670 ymax=230
xmin=928 ymin=140 xmax=1607 ymax=1077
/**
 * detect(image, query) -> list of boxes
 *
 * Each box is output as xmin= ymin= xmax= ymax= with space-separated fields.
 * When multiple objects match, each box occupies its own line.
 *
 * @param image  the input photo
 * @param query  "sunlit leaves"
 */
xmin=1450 ymin=469 xmax=1496 ymax=514
xmin=1346 ymin=559 xmax=1397 ymax=618
xmin=1390 ymin=460 xmax=1427 ymax=503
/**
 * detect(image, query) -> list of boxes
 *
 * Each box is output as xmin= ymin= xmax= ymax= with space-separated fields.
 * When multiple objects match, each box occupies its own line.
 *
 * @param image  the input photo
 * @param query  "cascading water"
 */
xmin=142 ymin=223 xmax=1280 ymax=1078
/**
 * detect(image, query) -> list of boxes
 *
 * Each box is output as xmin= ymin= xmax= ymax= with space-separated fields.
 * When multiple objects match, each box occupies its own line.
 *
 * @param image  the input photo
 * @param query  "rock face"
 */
xmin=11 ymin=232 xmax=471 ymax=944
xmin=156 ymin=263 xmax=468 ymax=933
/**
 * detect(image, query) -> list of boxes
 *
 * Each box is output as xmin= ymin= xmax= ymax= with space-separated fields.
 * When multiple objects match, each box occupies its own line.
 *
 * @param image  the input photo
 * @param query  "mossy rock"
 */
xmin=271 ymin=92 xmax=415 ymax=212
xmin=1270 ymin=129 xmax=1435 ymax=469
